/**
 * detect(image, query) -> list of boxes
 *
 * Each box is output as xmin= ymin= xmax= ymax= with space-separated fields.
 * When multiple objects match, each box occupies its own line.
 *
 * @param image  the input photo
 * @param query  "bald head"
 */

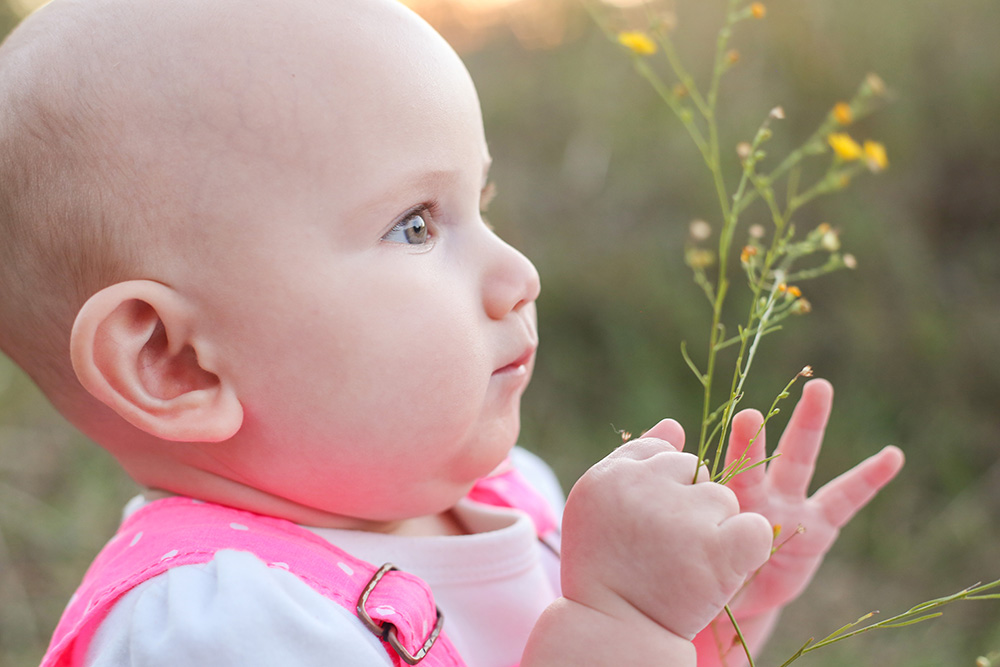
xmin=0 ymin=0 xmax=477 ymax=421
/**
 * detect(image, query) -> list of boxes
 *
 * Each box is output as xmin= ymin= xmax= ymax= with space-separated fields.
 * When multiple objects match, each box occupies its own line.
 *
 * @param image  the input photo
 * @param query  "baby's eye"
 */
xmin=384 ymin=211 xmax=430 ymax=245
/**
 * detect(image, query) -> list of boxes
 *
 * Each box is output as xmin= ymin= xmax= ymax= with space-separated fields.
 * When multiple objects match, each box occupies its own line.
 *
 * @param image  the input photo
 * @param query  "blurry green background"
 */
xmin=1 ymin=0 xmax=998 ymax=664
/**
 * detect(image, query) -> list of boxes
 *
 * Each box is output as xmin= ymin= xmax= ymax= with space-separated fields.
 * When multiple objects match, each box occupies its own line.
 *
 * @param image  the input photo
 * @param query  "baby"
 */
xmin=0 ymin=0 xmax=904 ymax=665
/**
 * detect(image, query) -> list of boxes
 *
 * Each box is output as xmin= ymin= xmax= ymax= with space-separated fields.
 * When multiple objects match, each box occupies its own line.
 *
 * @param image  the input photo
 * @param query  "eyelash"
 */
xmin=481 ymin=181 xmax=497 ymax=212
xmin=382 ymin=181 xmax=498 ymax=244
xmin=383 ymin=202 xmax=438 ymax=245
xmin=481 ymin=181 xmax=497 ymax=231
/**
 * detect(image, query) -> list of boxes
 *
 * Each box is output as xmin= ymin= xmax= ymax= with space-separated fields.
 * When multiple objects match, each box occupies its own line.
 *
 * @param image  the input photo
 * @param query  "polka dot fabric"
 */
xmin=41 ymin=460 xmax=556 ymax=667
xmin=40 ymin=497 xmax=463 ymax=667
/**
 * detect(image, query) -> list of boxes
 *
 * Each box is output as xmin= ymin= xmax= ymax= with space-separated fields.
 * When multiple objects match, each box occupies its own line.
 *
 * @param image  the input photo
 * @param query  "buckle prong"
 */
xmin=357 ymin=562 xmax=444 ymax=665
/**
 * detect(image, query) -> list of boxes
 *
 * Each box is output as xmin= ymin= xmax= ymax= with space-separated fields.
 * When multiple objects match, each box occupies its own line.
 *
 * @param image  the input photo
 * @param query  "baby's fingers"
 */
xmin=609 ymin=423 xmax=682 ymax=463
xmin=812 ymin=445 xmax=905 ymax=527
xmin=640 ymin=418 xmax=686 ymax=452
xmin=718 ymin=511 xmax=773 ymax=575
xmin=770 ymin=379 xmax=834 ymax=498
xmin=724 ymin=409 xmax=767 ymax=508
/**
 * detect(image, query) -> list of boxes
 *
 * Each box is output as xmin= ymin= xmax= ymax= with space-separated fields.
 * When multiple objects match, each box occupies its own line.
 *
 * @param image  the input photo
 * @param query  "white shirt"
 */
xmin=85 ymin=449 xmax=564 ymax=667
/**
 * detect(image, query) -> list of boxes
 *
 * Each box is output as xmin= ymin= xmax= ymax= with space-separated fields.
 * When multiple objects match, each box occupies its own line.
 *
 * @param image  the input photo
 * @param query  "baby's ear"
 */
xmin=70 ymin=280 xmax=243 ymax=442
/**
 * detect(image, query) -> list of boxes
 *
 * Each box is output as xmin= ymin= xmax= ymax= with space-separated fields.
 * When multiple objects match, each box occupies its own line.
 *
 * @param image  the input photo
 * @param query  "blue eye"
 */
xmin=384 ymin=211 xmax=430 ymax=245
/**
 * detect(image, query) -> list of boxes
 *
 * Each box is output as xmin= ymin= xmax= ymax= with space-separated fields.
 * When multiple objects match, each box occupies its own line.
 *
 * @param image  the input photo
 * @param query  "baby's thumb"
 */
xmin=718 ymin=511 xmax=773 ymax=576
xmin=639 ymin=418 xmax=685 ymax=451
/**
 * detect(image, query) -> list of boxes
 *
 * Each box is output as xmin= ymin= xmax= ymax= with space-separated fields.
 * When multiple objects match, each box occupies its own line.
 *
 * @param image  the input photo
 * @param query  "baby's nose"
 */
xmin=482 ymin=236 xmax=540 ymax=320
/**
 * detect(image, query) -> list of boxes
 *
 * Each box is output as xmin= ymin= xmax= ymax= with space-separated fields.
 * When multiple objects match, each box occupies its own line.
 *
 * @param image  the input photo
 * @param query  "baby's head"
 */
xmin=0 ymin=0 xmax=540 ymax=528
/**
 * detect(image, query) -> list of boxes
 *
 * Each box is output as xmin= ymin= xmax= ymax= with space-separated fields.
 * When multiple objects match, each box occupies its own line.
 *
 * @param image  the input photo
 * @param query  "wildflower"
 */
xmin=843 ymin=253 xmax=858 ymax=269
xmin=772 ymin=524 xmax=782 ymax=539
xmin=748 ymin=224 xmax=765 ymax=239
xmin=816 ymin=222 xmax=831 ymax=235
xmin=792 ymin=298 xmax=812 ymax=314
xmin=777 ymin=283 xmax=802 ymax=298
xmin=618 ymin=30 xmax=658 ymax=56
xmin=736 ymin=141 xmax=753 ymax=161
xmin=726 ymin=49 xmax=740 ymax=65
xmin=689 ymin=219 xmax=712 ymax=240
xmin=740 ymin=245 xmax=758 ymax=264
xmin=832 ymin=101 xmax=852 ymax=125
xmin=799 ymin=365 xmax=814 ymax=377
xmin=685 ymin=247 xmax=716 ymax=269
xmin=769 ymin=106 xmax=785 ymax=120
xmin=821 ymin=230 xmax=841 ymax=252
xmin=865 ymin=72 xmax=886 ymax=96
xmin=827 ymin=132 xmax=863 ymax=161
xmin=864 ymin=140 xmax=889 ymax=172
xmin=750 ymin=2 xmax=766 ymax=19
xmin=651 ymin=10 xmax=678 ymax=34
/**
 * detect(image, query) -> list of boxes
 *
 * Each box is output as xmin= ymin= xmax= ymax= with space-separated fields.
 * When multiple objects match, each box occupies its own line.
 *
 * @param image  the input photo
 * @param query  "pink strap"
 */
xmin=467 ymin=467 xmax=559 ymax=538
xmin=43 ymin=459 xmax=556 ymax=667
xmin=42 ymin=498 xmax=463 ymax=667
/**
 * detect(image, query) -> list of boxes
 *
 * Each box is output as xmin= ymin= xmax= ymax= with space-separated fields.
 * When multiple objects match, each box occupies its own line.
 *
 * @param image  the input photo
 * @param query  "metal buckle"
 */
xmin=357 ymin=562 xmax=444 ymax=665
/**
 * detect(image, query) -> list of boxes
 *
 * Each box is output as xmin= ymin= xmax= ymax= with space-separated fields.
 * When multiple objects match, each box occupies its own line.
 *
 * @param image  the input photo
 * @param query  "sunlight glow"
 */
xmin=598 ymin=0 xmax=650 ymax=6
xmin=8 ymin=0 xmax=50 ymax=17
xmin=402 ymin=0 xmax=572 ymax=51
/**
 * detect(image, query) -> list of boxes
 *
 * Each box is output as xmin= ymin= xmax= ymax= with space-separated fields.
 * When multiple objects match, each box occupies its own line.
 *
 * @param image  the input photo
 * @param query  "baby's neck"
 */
xmin=140 ymin=487 xmax=467 ymax=537
xmin=368 ymin=509 xmax=467 ymax=537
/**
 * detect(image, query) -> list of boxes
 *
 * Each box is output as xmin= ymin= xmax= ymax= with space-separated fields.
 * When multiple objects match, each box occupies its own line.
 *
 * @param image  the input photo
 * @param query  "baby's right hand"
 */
xmin=559 ymin=419 xmax=773 ymax=641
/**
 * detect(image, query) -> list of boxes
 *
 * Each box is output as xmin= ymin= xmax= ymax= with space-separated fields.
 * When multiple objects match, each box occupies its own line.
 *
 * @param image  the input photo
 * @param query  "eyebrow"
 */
xmin=349 ymin=169 xmax=458 ymax=219
xmin=352 ymin=163 xmax=493 ymax=225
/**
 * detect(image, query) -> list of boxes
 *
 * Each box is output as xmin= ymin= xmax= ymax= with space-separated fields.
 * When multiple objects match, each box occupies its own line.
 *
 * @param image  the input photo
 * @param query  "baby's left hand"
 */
xmin=712 ymin=378 xmax=904 ymax=618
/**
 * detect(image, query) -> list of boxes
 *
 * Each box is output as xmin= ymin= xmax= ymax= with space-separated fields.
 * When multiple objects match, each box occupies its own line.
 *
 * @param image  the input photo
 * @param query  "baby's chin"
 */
xmin=467 ymin=428 xmax=522 ymax=478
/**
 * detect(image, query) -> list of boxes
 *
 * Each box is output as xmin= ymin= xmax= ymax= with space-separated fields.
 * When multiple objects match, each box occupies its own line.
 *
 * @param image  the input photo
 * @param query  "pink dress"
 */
xmin=41 ymin=465 xmax=558 ymax=667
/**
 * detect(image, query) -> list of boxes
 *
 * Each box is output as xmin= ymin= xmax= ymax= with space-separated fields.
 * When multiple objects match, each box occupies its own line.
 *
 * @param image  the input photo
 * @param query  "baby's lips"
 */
xmin=492 ymin=344 xmax=536 ymax=374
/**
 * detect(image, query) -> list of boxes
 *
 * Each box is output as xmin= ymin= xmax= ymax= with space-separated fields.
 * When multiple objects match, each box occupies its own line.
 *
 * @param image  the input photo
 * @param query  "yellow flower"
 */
xmin=833 ymin=102 xmax=852 ymax=125
xmin=750 ymin=2 xmax=767 ymax=19
xmin=827 ymin=132 xmax=863 ymax=161
xmin=618 ymin=31 xmax=658 ymax=56
xmin=777 ymin=283 xmax=802 ymax=298
xmin=740 ymin=245 xmax=758 ymax=264
xmin=685 ymin=248 xmax=716 ymax=269
xmin=863 ymin=140 xmax=889 ymax=172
